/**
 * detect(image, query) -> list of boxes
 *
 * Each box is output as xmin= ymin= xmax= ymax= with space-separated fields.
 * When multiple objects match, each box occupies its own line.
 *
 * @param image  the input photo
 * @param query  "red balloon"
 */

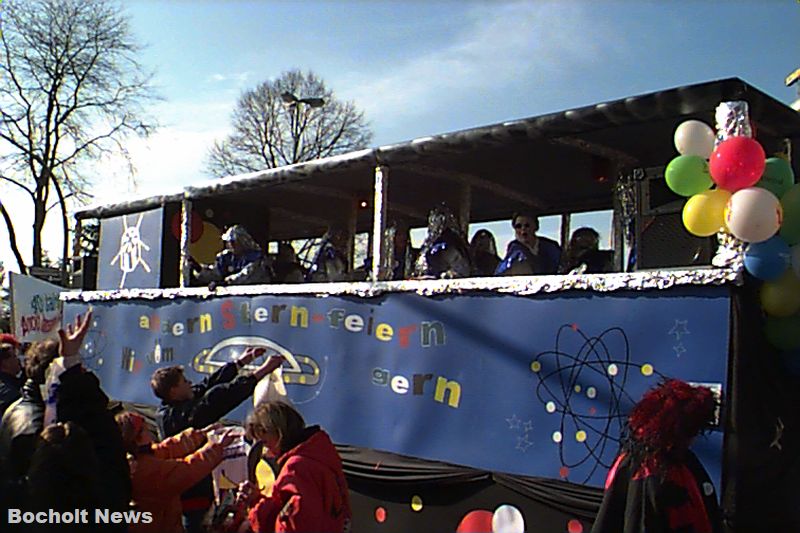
xmin=170 ymin=211 xmax=204 ymax=243
xmin=709 ymin=136 xmax=766 ymax=192
xmin=456 ymin=510 xmax=493 ymax=533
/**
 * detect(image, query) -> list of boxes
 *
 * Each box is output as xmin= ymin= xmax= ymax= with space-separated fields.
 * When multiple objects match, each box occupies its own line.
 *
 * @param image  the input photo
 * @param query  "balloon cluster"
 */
xmin=668 ymin=114 xmax=800 ymax=361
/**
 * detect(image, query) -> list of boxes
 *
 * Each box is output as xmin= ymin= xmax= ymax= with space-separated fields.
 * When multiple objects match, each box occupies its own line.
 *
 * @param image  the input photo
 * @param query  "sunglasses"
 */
xmin=514 ymin=223 xmax=532 ymax=229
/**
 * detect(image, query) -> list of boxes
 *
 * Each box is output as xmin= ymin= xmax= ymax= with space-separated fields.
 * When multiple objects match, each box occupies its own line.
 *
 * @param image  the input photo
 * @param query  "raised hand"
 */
xmin=201 ymin=422 xmax=223 ymax=435
xmin=236 ymin=346 xmax=267 ymax=368
xmin=253 ymin=355 xmax=286 ymax=380
xmin=235 ymin=480 xmax=261 ymax=507
xmin=217 ymin=428 xmax=238 ymax=448
xmin=58 ymin=308 xmax=93 ymax=358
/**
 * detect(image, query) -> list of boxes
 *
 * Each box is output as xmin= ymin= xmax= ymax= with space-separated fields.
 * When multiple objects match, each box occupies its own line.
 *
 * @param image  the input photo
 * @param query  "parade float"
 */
xmin=63 ymin=78 xmax=800 ymax=532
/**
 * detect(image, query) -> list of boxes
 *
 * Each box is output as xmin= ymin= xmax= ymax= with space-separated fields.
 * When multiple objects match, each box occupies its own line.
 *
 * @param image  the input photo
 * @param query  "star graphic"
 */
xmin=522 ymin=420 xmax=533 ymax=433
xmin=516 ymin=434 xmax=533 ymax=452
xmin=506 ymin=414 xmax=521 ymax=429
xmin=673 ymin=343 xmax=686 ymax=357
xmin=668 ymin=320 xmax=690 ymax=341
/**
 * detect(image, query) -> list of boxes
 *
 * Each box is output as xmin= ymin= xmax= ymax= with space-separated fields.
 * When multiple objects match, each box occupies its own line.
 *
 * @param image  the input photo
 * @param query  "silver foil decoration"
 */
xmin=413 ymin=205 xmax=465 ymax=278
xmin=615 ymin=170 xmax=639 ymax=245
xmin=384 ymin=224 xmax=397 ymax=278
xmin=715 ymin=101 xmax=753 ymax=143
xmin=62 ymin=268 xmax=742 ymax=303
xmin=712 ymin=231 xmax=746 ymax=269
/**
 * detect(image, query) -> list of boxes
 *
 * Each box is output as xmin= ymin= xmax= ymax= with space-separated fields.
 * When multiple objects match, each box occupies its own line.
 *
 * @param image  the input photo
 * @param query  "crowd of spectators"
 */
xmin=0 ymin=313 xmax=348 ymax=533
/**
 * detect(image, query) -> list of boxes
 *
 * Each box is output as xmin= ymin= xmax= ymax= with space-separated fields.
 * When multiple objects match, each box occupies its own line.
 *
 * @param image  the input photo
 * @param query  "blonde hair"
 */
xmin=245 ymin=401 xmax=305 ymax=454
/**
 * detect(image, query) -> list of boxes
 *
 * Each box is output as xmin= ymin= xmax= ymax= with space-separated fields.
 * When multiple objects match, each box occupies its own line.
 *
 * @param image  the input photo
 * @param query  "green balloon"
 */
xmin=757 ymin=157 xmax=795 ymax=198
xmin=665 ymin=155 xmax=712 ymax=197
xmin=765 ymin=314 xmax=800 ymax=350
xmin=780 ymin=184 xmax=800 ymax=245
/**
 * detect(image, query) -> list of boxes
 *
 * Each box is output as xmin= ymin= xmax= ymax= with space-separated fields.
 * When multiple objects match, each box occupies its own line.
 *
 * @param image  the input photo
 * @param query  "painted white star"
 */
xmin=668 ymin=319 xmax=690 ymax=341
xmin=522 ymin=420 xmax=533 ymax=433
xmin=673 ymin=343 xmax=686 ymax=357
xmin=506 ymin=414 xmax=521 ymax=429
xmin=516 ymin=434 xmax=533 ymax=452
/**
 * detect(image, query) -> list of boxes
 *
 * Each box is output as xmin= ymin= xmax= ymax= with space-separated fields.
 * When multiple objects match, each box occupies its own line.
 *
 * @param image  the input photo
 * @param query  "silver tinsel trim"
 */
xmin=61 ymin=268 xmax=742 ymax=303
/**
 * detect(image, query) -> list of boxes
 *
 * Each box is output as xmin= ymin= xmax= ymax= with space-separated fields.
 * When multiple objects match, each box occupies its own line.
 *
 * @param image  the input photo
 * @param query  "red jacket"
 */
xmin=249 ymin=427 xmax=351 ymax=533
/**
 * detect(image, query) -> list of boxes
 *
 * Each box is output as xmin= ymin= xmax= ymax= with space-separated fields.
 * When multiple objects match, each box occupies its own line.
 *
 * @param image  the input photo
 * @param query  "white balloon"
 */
xmin=674 ymin=120 xmax=716 ymax=159
xmin=725 ymin=187 xmax=783 ymax=243
xmin=492 ymin=504 xmax=525 ymax=533
xmin=792 ymin=244 xmax=800 ymax=278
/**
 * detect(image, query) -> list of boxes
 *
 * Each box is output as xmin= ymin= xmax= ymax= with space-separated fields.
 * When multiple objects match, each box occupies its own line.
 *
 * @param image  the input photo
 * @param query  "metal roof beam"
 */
xmin=404 ymin=164 xmax=546 ymax=210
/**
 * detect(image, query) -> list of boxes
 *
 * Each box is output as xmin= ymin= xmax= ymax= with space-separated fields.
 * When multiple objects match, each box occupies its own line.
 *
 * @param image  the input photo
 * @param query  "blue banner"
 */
xmin=97 ymin=209 xmax=163 ymax=290
xmin=65 ymin=287 xmax=729 ymax=488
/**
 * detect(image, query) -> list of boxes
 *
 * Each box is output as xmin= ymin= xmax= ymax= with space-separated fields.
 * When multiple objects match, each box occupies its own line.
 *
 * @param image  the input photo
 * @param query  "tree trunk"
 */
xmin=32 ymin=169 xmax=49 ymax=268
xmin=32 ymin=200 xmax=45 ymax=268
xmin=0 ymin=201 xmax=28 ymax=274
xmin=52 ymin=176 xmax=70 ymax=284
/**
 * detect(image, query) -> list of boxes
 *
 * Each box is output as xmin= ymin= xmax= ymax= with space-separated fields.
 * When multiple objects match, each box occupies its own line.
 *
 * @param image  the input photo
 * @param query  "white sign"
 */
xmin=10 ymin=272 xmax=63 ymax=342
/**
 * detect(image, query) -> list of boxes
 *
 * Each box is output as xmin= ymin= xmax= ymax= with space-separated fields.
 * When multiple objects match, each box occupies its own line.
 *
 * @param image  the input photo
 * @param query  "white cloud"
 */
xmin=0 ymin=2 xmax=628 ymax=272
xmin=338 ymin=2 xmax=624 ymax=135
xmin=207 ymin=71 xmax=252 ymax=85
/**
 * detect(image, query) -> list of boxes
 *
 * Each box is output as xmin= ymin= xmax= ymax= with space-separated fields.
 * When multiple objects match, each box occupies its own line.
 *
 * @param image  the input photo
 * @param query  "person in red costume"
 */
xmin=591 ymin=379 xmax=723 ymax=533
xmin=236 ymin=401 xmax=351 ymax=533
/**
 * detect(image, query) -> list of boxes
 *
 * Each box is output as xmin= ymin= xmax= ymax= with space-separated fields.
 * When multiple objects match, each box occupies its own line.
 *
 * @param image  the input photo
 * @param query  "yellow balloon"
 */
xmin=255 ymin=458 xmax=276 ymax=496
xmin=761 ymin=270 xmax=800 ymax=317
xmin=189 ymin=222 xmax=223 ymax=264
xmin=682 ymin=189 xmax=732 ymax=237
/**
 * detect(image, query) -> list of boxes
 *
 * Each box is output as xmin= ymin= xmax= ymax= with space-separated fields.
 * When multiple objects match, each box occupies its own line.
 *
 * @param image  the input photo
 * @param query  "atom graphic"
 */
xmin=78 ymin=316 xmax=109 ymax=371
xmin=532 ymin=324 xmax=664 ymax=483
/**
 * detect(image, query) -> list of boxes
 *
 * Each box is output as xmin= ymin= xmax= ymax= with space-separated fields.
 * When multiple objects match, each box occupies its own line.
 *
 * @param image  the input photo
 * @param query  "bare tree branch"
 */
xmin=206 ymin=69 xmax=372 ymax=178
xmin=0 ymin=0 xmax=159 ymax=269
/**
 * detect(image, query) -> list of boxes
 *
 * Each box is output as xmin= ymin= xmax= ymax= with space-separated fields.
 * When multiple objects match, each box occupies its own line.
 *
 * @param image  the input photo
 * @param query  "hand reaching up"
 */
xmin=235 ymin=346 xmax=267 ymax=368
xmin=253 ymin=355 xmax=286 ymax=380
xmin=235 ymin=480 xmax=262 ymax=507
xmin=58 ymin=308 xmax=93 ymax=358
xmin=216 ymin=428 xmax=238 ymax=448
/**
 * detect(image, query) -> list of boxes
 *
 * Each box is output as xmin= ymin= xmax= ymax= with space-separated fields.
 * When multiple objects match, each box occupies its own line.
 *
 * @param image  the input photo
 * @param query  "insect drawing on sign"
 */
xmin=111 ymin=214 xmax=151 ymax=288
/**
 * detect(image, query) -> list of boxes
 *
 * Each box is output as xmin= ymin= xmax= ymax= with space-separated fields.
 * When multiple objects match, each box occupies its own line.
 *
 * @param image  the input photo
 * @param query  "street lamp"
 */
xmin=280 ymin=91 xmax=325 ymax=108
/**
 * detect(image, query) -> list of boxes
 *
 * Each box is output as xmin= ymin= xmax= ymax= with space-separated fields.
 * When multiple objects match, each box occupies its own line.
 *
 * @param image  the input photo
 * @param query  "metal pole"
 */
xmin=346 ymin=199 xmax=358 ymax=270
xmin=456 ymin=185 xmax=471 ymax=237
xmin=560 ymin=213 xmax=571 ymax=250
xmin=179 ymin=198 xmax=192 ymax=288
xmin=73 ymin=217 xmax=83 ymax=258
xmin=371 ymin=166 xmax=389 ymax=281
xmin=70 ymin=217 xmax=83 ymax=289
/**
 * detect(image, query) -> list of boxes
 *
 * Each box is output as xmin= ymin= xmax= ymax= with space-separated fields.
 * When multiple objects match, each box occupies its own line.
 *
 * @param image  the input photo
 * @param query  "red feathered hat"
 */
xmin=628 ymin=379 xmax=717 ymax=456
xmin=0 ymin=333 xmax=20 ymax=347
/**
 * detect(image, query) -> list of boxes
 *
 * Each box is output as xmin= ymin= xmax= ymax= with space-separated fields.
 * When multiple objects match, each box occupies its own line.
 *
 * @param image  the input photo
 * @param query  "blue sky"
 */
xmin=2 ymin=0 xmax=800 ymax=270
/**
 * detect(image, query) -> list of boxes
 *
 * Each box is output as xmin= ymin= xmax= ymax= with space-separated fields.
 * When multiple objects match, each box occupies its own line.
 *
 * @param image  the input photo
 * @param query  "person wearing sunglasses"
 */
xmin=495 ymin=211 xmax=561 ymax=275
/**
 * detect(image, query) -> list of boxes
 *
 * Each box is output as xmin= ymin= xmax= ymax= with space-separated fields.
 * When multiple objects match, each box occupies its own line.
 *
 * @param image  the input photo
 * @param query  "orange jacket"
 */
xmin=129 ymin=428 xmax=225 ymax=533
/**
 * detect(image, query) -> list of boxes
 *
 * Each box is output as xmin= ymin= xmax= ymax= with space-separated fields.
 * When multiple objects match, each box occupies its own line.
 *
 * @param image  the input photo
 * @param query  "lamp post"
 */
xmin=281 ymin=91 xmax=325 ymax=108
xmin=280 ymin=91 xmax=325 ymax=163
